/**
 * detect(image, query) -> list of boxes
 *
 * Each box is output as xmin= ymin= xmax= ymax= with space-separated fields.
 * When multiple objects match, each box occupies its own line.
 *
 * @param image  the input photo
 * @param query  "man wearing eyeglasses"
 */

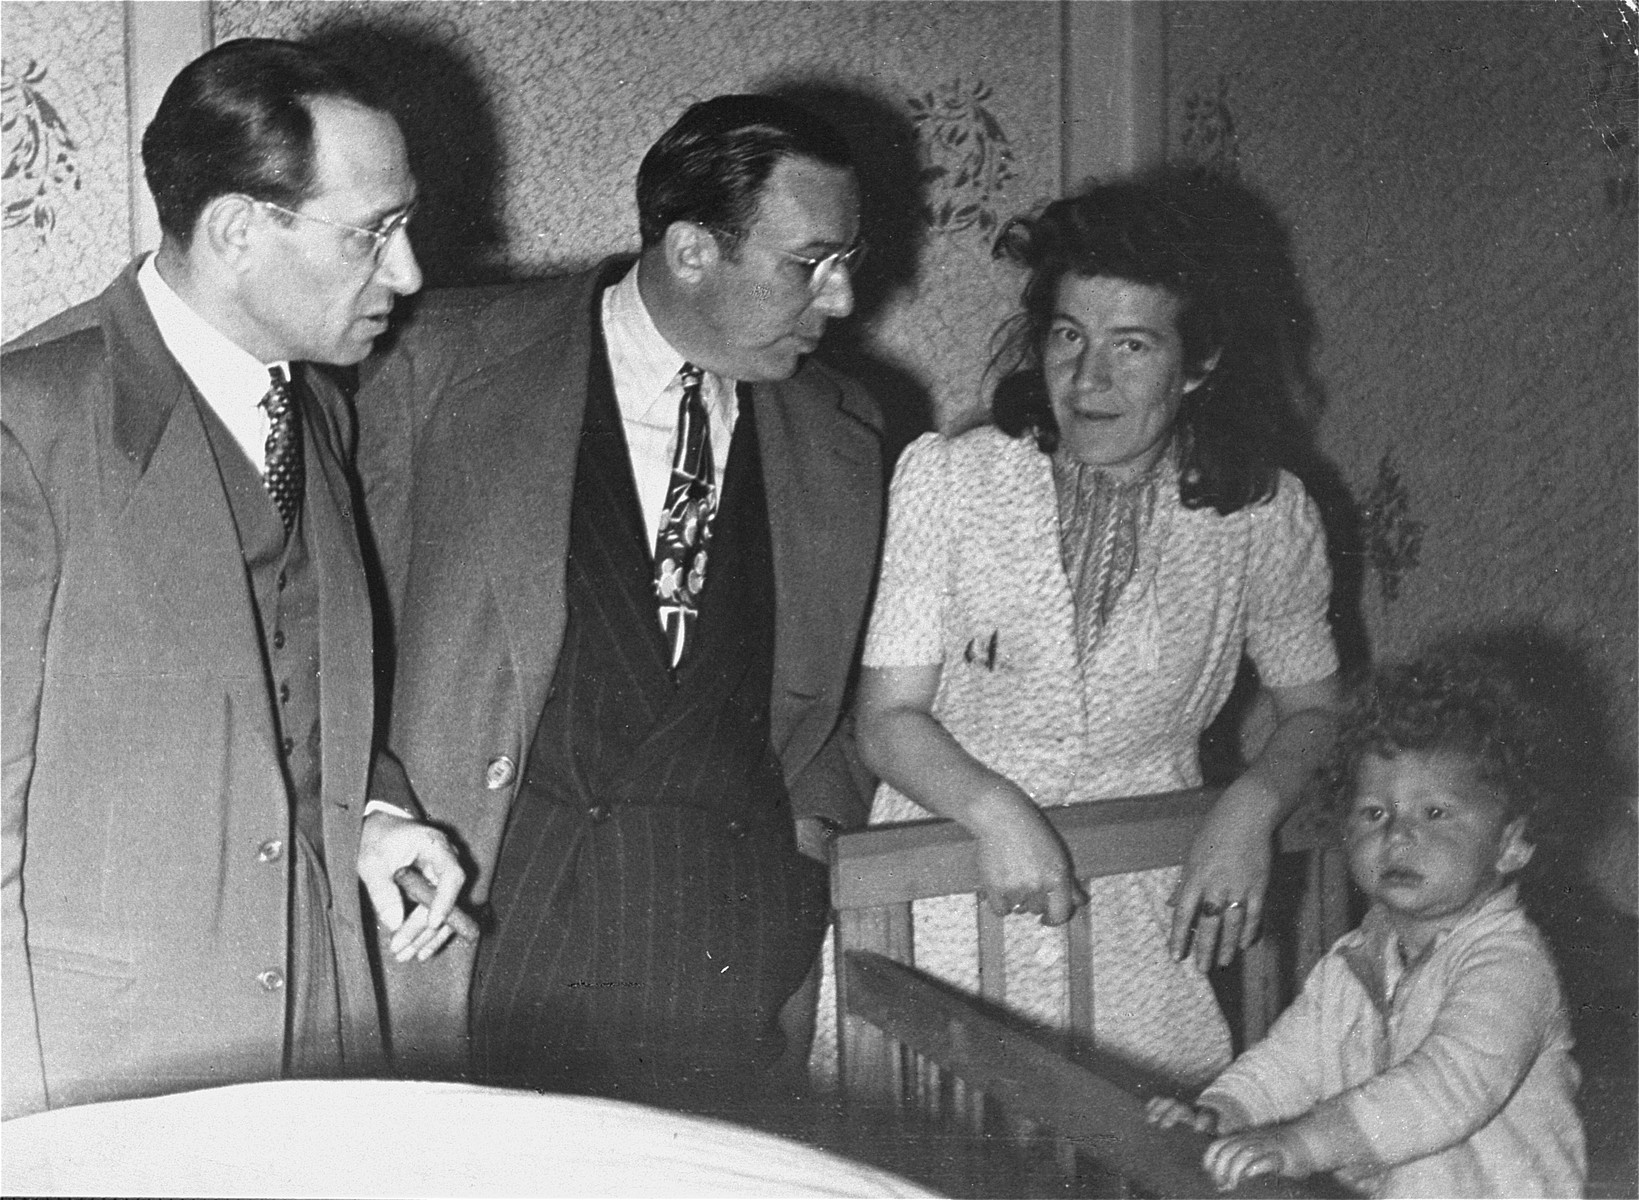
xmin=357 ymin=94 xmax=883 ymax=1111
xmin=1 ymin=38 xmax=465 ymax=1120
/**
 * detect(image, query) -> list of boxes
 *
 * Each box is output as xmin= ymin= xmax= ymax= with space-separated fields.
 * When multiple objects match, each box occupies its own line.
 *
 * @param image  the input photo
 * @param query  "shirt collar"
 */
xmin=601 ymin=262 xmax=737 ymax=425
xmin=136 ymin=253 xmax=290 ymax=411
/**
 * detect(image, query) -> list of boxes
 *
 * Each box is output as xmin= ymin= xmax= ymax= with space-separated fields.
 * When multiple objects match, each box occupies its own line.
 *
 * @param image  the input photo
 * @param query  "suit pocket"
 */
xmin=29 ymin=936 xmax=138 ymax=1093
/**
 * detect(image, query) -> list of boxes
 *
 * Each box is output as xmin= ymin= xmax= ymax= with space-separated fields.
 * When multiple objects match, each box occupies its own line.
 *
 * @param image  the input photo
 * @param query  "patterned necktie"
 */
xmin=654 ymin=363 xmax=716 ymax=668
xmin=261 ymin=367 xmax=304 ymax=533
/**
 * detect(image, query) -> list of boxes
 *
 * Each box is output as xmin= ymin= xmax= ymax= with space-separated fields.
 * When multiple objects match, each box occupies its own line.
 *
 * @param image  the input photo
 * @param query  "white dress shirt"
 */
xmin=136 ymin=253 xmax=290 ymax=477
xmin=600 ymin=263 xmax=737 ymax=553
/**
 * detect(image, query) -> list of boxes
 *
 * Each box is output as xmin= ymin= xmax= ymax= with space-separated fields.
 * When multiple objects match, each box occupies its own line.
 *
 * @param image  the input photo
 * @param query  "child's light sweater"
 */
xmin=1199 ymin=886 xmax=1585 ymax=1197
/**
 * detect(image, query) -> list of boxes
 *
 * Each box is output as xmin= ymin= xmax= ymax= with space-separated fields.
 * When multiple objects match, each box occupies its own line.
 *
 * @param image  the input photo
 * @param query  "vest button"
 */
xmin=256 ymin=839 xmax=284 ymax=863
xmin=484 ymin=756 xmax=516 ymax=790
xmin=257 ymin=969 xmax=285 ymax=992
xmin=726 ymin=819 xmax=748 ymax=839
xmin=587 ymin=804 xmax=611 ymax=824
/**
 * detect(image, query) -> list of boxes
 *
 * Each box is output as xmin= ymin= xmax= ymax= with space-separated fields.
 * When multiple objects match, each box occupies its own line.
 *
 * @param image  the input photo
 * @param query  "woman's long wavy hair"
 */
xmin=988 ymin=167 xmax=1310 ymax=516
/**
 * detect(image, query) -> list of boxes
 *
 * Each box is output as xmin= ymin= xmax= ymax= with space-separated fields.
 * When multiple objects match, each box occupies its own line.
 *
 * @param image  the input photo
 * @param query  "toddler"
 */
xmin=1147 ymin=640 xmax=1587 ymax=1196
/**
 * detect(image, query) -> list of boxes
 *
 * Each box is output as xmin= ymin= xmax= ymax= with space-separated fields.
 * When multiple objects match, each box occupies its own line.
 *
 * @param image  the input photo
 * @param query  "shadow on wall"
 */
xmin=764 ymin=78 xmax=936 ymax=469
xmin=302 ymin=23 xmax=506 ymax=286
xmin=1175 ymin=167 xmax=1368 ymax=782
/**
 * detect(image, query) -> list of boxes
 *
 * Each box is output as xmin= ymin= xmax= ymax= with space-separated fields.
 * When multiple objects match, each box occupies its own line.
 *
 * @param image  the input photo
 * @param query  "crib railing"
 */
xmin=830 ymin=788 xmax=1353 ymax=1197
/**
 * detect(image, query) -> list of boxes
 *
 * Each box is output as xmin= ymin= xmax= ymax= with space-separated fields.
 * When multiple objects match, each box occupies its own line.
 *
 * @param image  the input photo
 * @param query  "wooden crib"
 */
xmin=829 ymin=788 xmax=1355 ymax=1197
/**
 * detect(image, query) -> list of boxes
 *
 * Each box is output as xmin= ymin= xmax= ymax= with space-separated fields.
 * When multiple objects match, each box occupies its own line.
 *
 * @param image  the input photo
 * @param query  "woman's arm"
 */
xmin=857 ymin=663 xmax=1086 ymax=925
xmin=1168 ymin=673 xmax=1342 ymax=969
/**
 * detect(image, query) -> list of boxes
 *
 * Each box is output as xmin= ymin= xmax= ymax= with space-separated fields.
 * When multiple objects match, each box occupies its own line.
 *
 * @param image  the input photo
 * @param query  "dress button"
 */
xmin=587 ymin=804 xmax=611 ymax=824
xmin=726 ymin=819 xmax=748 ymax=839
xmin=484 ymin=756 xmax=516 ymax=790
xmin=257 ymin=970 xmax=285 ymax=992
xmin=272 ymin=630 xmax=286 ymax=650
xmin=256 ymin=839 xmax=284 ymax=863
xmin=278 ymin=682 xmax=291 ymax=704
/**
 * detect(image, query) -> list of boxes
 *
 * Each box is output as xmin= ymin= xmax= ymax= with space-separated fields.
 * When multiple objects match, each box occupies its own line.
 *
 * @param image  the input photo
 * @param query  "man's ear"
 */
xmin=198 ymin=193 xmax=260 ymax=268
xmin=1181 ymin=346 xmax=1224 ymax=396
xmin=663 ymin=221 xmax=721 ymax=287
xmin=1496 ymin=817 xmax=1536 ymax=875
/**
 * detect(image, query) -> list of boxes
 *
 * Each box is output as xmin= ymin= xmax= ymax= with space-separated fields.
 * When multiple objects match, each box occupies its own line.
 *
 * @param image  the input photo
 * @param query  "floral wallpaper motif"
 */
xmin=1177 ymin=73 xmax=1239 ymax=177
xmin=0 ymin=2 xmax=129 ymax=343
xmin=3 ymin=57 xmax=84 ymax=245
xmin=910 ymin=79 xmax=1018 ymax=235
xmin=1358 ymin=449 xmax=1424 ymax=605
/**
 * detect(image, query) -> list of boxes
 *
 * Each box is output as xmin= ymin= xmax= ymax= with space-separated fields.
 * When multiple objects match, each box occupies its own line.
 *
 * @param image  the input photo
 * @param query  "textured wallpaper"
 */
xmin=1 ymin=1 xmax=131 ymax=341
xmin=214 ymin=0 xmax=1063 ymax=437
xmin=1167 ymin=0 xmax=1638 ymax=775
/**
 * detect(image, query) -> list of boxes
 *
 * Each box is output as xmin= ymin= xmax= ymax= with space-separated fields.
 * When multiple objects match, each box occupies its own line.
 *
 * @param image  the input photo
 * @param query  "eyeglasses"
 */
xmin=259 ymin=199 xmax=417 ymax=265
xmin=712 ymin=228 xmax=868 ymax=295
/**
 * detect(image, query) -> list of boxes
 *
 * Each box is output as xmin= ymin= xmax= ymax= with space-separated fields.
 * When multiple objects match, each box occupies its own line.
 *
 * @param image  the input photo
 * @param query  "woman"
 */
xmin=827 ymin=172 xmax=1341 ymax=1086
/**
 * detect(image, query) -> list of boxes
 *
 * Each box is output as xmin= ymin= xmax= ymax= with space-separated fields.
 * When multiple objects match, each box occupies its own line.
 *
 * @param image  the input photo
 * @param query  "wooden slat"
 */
xmin=844 ymin=951 xmax=1348 ymax=1200
xmin=1066 ymin=904 xmax=1094 ymax=1044
xmin=836 ymin=903 xmax=913 ymax=1102
xmin=832 ymin=789 xmax=1336 ymax=911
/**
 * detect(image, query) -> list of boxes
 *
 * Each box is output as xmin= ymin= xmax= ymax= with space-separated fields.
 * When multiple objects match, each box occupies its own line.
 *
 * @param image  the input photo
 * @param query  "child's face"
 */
xmin=1345 ymin=750 xmax=1534 ymax=948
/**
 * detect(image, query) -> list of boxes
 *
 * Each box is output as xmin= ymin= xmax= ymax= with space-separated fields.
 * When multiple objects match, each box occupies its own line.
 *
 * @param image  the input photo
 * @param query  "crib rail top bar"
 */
xmin=831 ymin=788 xmax=1337 ymax=911
xmin=843 ymin=949 xmax=1348 ymax=1199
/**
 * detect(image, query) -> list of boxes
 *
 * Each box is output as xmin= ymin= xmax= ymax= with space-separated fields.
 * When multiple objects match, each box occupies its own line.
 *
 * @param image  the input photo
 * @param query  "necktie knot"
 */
xmin=261 ymin=368 xmax=304 ymax=534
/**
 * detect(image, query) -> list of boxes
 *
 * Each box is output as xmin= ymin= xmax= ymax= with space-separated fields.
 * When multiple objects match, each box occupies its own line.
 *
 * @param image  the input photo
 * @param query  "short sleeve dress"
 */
xmin=819 ymin=425 xmax=1338 ymax=1087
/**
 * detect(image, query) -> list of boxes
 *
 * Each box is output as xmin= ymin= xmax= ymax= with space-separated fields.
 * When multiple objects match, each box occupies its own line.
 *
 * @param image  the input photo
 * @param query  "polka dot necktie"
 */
xmin=261 ymin=367 xmax=304 ymax=534
xmin=653 ymin=363 xmax=715 ymax=669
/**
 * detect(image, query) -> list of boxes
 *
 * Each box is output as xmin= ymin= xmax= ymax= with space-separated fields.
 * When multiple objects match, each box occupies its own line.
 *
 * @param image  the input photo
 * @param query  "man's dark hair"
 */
xmin=635 ymin=94 xmax=852 ymax=251
xmin=988 ymin=167 xmax=1306 ymax=516
xmin=141 ymin=38 xmax=385 ymax=245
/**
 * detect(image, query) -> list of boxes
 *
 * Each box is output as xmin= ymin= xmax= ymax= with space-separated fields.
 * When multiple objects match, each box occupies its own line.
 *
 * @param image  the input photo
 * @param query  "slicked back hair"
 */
xmin=142 ymin=37 xmax=385 ymax=246
xmin=635 ymin=94 xmax=852 ymax=252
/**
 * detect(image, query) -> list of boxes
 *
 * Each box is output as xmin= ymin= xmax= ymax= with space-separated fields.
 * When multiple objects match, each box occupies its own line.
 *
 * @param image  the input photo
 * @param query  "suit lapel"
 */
xmin=296 ymin=369 xmax=373 ymax=821
xmin=754 ymin=369 xmax=882 ymax=762
xmin=449 ymin=271 xmax=601 ymax=691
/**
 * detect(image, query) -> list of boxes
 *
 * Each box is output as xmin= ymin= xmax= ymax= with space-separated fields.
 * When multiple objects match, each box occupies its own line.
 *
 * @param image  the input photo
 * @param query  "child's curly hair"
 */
xmin=1332 ymin=634 xmax=1572 ymax=839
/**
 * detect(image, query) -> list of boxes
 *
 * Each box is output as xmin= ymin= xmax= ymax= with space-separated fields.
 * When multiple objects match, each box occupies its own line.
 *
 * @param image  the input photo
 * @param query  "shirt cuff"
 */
xmin=363 ymin=799 xmax=417 ymax=822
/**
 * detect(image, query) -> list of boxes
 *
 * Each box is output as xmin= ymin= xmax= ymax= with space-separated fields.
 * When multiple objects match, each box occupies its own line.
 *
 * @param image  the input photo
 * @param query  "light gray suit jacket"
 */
xmin=1 ymin=263 xmax=400 ymax=1117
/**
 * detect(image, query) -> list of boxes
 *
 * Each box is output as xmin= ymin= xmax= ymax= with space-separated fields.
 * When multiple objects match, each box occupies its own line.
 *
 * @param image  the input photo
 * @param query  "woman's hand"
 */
xmin=1168 ymin=776 xmax=1278 ymax=971
xmin=1170 ymin=676 xmax=1342 ymax=971
xmin=967 ymin=786 xmax=1087 ymax=925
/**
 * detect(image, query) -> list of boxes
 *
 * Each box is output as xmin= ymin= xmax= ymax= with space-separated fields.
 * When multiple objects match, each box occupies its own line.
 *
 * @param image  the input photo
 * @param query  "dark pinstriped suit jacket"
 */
xmin=355 ymin=259 xmax=885 ymax=1071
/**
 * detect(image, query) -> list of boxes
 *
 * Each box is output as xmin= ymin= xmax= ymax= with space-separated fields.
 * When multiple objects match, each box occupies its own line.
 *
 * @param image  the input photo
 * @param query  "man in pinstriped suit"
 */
xmin=358 ymin=95 xmax=883 ymax=1110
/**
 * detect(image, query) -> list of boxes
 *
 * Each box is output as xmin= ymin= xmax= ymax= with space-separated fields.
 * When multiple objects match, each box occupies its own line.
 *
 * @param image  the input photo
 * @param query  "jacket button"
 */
xmin=726 ymin=819 xmax=748 ymax=839
xmin=281 ymin=736 xmax=294 ymax=756
xmin=257 ymin=970 xmax=285 ymax=992
xmin=278 ymin=682 xmax=291 ymax=704
xmin=484 ymin=756 xmax=516 ymax=790
xmin=256 ymin=839 xmax=284 ymax=863
xmin=272 ymin=630 xmax=286 ymax=650
xmin=587 ymin=804 xmax=610 ymax=824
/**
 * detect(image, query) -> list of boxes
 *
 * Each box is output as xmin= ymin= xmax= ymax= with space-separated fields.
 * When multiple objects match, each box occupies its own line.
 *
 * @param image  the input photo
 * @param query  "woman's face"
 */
xmin=1042 ymin=274 xmax=1215 ymax=477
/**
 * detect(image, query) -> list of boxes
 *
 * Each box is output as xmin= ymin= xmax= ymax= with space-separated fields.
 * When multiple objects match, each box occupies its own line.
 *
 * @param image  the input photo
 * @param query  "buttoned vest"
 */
xmin=197 ymin=391 xmax=325 ymax=860
xmin=513 ymin=333 xmax=790 ymax=831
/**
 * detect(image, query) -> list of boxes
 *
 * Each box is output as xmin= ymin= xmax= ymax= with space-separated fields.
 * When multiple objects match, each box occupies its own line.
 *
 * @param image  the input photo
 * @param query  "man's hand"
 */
xmin=357 ymin=813 xmax=466 ymax=963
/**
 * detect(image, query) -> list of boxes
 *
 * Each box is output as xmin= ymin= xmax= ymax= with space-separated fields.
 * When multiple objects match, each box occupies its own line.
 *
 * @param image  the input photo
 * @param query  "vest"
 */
xmin=197 ymin=389 xmax=325 ymax=861
xmin=513 ymin=330 xmax=791 ymax=832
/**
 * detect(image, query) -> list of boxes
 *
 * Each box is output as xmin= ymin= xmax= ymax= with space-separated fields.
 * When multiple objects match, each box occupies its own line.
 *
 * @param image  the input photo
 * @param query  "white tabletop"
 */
xmin=1 ymin=1079 xmax=938 ymax=1198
